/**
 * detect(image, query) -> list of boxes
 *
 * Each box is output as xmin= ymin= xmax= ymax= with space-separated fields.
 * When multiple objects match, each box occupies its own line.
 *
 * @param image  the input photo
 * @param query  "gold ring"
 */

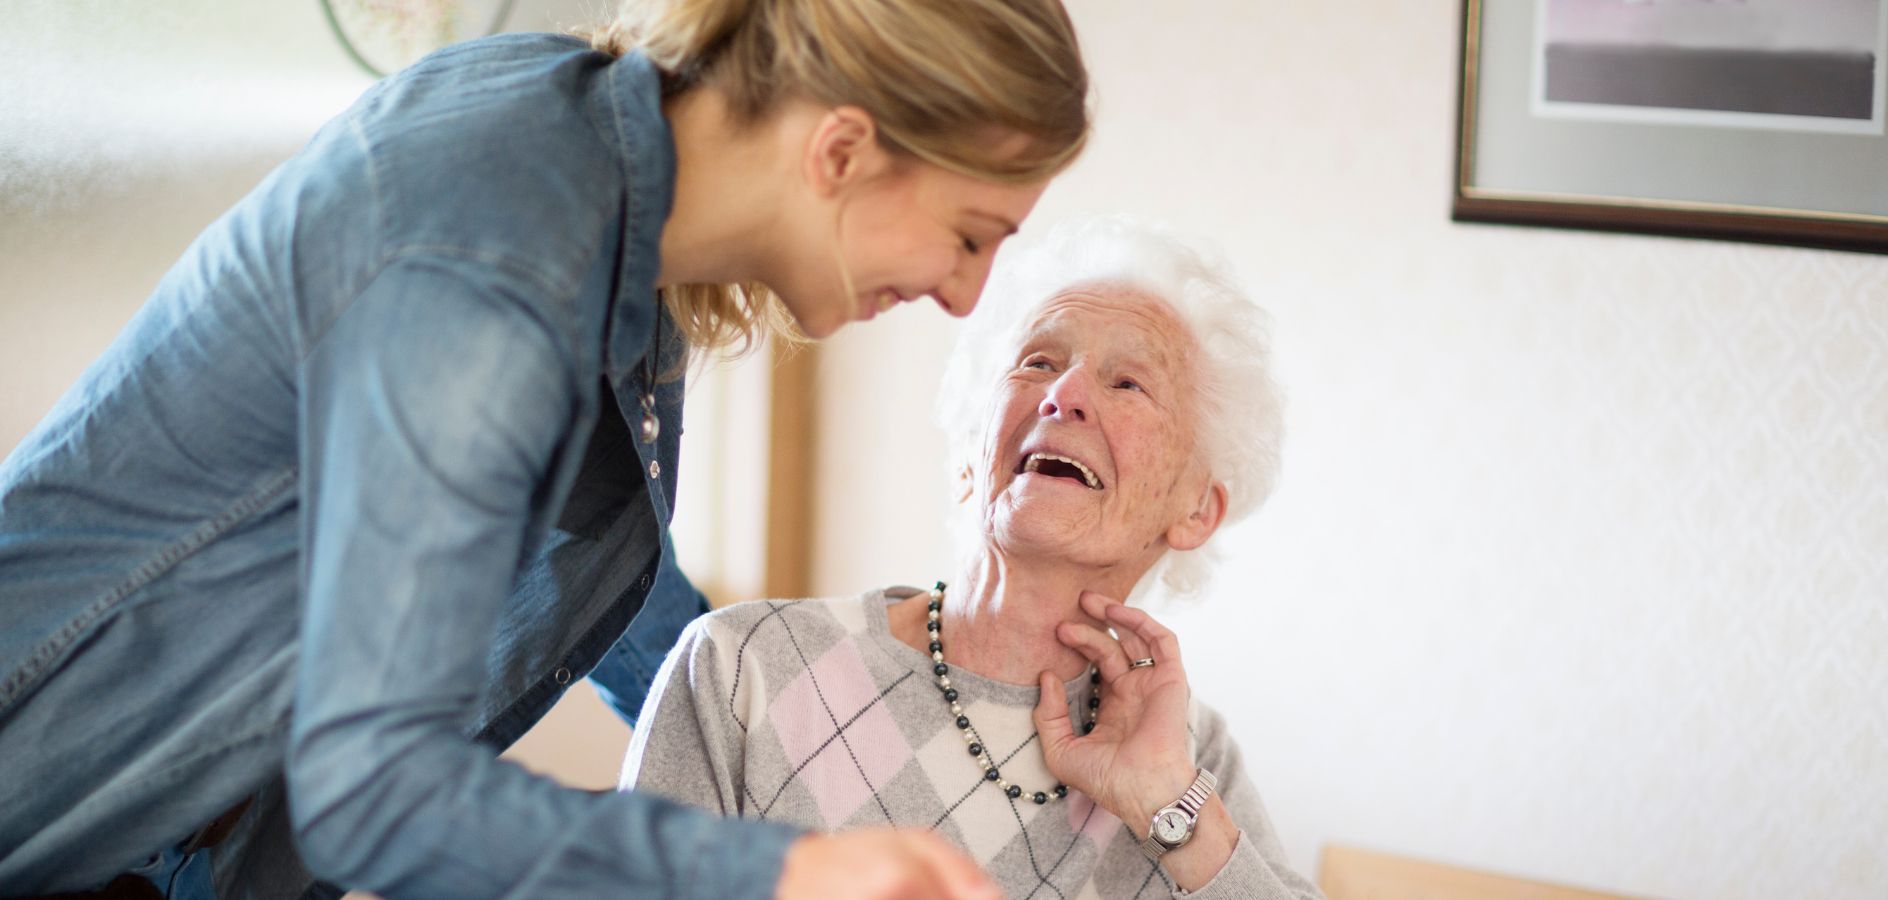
xmin=1129 ymin=657 xmax=1156 ymax=669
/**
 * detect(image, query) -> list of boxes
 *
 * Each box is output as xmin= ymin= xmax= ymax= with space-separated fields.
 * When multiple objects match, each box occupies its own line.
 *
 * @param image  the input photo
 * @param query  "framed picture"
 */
xmin=1454 ymin=0 xmax=1888 ymax=254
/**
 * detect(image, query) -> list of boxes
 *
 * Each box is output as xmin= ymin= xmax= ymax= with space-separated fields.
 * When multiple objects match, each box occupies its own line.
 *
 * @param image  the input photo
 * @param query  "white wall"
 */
xmin=810 ymin=2 xmax=1888 ymax=898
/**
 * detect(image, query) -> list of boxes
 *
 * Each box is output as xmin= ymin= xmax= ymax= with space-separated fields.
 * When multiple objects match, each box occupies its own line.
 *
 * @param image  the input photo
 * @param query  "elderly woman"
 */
xmin=622 ymin=218 xmax=1320 ymax=900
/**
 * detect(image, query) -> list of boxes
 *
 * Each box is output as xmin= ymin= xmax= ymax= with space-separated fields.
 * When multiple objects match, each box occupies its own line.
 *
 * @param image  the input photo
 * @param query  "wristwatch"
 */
xmin=1139 ymin=768 xmax=1218 ymax=862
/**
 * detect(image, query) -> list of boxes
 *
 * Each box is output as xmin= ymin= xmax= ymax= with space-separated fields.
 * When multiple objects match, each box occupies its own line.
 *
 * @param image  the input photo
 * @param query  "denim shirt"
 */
xmin=0 ymin=35 xmax=799 ymax=898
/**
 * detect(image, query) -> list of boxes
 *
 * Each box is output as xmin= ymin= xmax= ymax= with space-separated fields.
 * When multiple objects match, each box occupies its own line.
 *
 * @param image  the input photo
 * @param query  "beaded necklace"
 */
xmin=924 ymin=581 xmax=1099 ymax=804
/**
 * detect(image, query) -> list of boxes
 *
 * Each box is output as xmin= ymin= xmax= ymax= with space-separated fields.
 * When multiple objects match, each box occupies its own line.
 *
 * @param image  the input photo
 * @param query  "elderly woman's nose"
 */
xmin=1038 ymin=371 xmax=1091 ymax=422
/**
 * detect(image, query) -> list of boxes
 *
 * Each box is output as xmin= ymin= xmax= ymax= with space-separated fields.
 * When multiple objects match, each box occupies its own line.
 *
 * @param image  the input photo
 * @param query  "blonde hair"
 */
xmin=589 ymin=0 xmax=1090 ymax=357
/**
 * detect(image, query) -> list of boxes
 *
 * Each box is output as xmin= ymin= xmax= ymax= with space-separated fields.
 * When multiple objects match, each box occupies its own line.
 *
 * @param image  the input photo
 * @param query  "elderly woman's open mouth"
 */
xmin=1016 ymin=450 xmax=1104 ymax=489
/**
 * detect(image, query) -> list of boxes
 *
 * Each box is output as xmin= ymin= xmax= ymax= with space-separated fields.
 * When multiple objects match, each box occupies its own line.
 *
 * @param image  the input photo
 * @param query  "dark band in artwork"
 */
xmin=1545 ymin=43 xmax=1875 ymax=119
xmin=1540 ymin=0 xmax=1882 ymax=123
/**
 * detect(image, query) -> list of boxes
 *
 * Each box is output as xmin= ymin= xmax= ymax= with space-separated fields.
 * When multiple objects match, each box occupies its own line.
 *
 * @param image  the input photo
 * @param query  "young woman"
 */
xmin=0 ymin=1 xmax=1088 ymax=897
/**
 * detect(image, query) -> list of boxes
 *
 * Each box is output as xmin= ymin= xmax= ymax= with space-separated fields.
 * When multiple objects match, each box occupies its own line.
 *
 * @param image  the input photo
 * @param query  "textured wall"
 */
xmin=810 ymin=2 xmax=1888 ymax=897
xmin=0 ymin=0 xmax=596 ymax=451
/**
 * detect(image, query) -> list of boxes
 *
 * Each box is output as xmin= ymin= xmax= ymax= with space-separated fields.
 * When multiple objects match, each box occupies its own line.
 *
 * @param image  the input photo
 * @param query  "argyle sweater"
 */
xmin=622 ymin=588 xmax=1323 ymax=900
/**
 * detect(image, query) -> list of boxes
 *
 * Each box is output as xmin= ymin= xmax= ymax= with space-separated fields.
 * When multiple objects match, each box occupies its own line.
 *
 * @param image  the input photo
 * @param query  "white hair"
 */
xmin=934 ymin=215 xmax=1285 ymax=605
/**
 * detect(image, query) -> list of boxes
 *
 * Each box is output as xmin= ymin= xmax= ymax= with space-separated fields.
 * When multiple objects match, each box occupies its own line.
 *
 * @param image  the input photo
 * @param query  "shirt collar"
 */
xmin=596 ymin=50 xmax=678 ymax=379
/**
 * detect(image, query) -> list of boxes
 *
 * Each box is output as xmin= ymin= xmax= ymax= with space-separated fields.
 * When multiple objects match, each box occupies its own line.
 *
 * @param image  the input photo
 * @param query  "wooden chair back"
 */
xmin=1319 ymin=845 xmax=1644 ymax=900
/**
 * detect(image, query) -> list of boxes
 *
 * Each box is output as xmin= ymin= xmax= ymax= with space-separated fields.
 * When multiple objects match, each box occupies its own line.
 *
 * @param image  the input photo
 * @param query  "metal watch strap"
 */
xmin=1139 ymin=768 xmax=1218 ymax=862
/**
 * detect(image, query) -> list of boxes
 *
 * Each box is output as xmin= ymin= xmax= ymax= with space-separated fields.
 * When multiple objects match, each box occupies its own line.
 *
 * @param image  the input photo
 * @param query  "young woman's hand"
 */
xmin=1031 ymin=590 xmax=1198 ymax=831
xmin=776 ymin=828 xmax=1003 ymax=900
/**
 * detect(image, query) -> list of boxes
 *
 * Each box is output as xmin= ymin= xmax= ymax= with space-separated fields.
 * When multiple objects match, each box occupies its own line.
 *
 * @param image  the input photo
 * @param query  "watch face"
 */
xmin=1153 ymin=809 xmax=1190 ymax=844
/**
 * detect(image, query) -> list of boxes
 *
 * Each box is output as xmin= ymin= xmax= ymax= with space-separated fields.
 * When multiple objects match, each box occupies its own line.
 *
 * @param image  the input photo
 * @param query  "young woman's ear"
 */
xmin=803 ymin=105 xmax=888 ymax=198
xmin=1165 ymin=480 xmax=1227 ymax=552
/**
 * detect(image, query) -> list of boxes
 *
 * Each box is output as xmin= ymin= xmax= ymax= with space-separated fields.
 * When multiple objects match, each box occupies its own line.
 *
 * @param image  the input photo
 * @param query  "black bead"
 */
xmin=1083 ymin=721 xmax=1096 ymax=734
xmin=985 ymin=769 xmax=1000 ymax=781
xmin=928 ymin=600 xmax=940 ymax=612
xmin=927 ymin=621 xmax=939 ymax=633
xmin=955 ymin=715 xmax=970 ymax=729
xmin=968 ymin=743 xmax=982 ymax=756
xmin=1032 ymin=792 xmax=1048 ymax=805
xmin=1054 ymin=785 xmax=1068 ymax=798
xmin=1006 ymin=785 xmax=1022 ymax=799
xmin=934 ymin=663 xmax=949 ymax=676
xmin=1088 ymin=696 xmax=1100 ymax=709
xmin=929 ymin=641 xmax=941 ymax=653
xmin=944 ymin=688 xmax=959 ymax=702
xmin=1090 ymin=671 xmax=1101 ymax=684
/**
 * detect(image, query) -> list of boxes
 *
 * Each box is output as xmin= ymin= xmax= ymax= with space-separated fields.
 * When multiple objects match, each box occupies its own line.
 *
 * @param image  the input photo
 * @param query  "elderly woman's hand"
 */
xmin=1032 ymin=590 xmax=1200 ymax=829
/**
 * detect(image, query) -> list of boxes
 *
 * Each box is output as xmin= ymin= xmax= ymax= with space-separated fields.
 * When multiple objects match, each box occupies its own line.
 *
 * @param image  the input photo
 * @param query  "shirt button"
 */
xmin=637 ymin=574 xmax=652 ymax=591
xmin=553 ymin=667 xmax=572 ymax=685
xmin=647 ymin=459 xmax=661 ymax=479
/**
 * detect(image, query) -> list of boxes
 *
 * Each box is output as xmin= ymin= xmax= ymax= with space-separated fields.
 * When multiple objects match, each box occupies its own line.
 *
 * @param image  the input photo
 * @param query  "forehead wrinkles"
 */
xmin=1018 ymin=288 xmax=1196 ymax=381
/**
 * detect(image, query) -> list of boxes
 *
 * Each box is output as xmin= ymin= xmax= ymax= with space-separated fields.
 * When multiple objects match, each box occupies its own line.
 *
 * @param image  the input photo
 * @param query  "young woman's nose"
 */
xmin=1037 ymin=369 xmax=1090 ymax=422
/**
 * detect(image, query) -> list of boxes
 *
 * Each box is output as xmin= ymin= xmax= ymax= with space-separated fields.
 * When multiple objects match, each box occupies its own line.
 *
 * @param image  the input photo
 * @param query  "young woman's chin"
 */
xmin=770 ymin=286 xmax=850 ymax=339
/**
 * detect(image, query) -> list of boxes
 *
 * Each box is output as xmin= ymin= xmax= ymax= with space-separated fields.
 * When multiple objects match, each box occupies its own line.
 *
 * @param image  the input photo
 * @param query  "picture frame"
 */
xmin=1453 ymin=0 xmax=1888 ymax=255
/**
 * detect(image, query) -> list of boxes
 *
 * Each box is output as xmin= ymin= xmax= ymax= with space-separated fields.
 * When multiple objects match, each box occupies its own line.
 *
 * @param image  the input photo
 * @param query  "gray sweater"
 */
xmin=622 ymin=588 xmax=1325 ymax=900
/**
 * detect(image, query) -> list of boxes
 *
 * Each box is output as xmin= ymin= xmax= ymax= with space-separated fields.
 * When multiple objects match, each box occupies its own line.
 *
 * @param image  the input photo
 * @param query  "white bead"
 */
xmin=928 ymin=609 xmax=940 ymax=621
xmin=939 ymin=676 xmax=951 ymax=688
xmin=996 ymin=779 xmax=1008 ymax=790
xmin=932 ymin=651 xmax=944 ymax=663
xmin=950 ymin=703 xmax=962 ymax=715
xmin=981 ymin=759 xmax=992 ymax=770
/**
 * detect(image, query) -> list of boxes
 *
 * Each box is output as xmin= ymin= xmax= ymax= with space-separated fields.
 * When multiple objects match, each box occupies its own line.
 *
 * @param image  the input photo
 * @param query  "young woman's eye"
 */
xmin=961 ymin=236 xmax=982 ymax=255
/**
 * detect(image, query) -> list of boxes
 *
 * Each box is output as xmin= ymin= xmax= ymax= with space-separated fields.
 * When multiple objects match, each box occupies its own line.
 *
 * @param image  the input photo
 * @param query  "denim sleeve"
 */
xmin=590 ymin=548 xmax=711 ymax=726
xmin=289 ymin=254 xmax=798 ymax=899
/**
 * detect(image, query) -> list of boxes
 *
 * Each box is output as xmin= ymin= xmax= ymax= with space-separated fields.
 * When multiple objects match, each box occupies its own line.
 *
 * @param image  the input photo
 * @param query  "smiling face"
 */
xmin=971 ymin=286 xmax=1227 ymax=572
xmin=783 ymin=159 xmax=1046 ymax=338
xmin=765 ymin=111 xmax=1050 ymax=339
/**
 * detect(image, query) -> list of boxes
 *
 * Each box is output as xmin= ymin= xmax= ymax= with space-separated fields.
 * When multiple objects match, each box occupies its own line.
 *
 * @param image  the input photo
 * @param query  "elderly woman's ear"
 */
xmin=1164 ymin=480 xmax=1229 ymax=552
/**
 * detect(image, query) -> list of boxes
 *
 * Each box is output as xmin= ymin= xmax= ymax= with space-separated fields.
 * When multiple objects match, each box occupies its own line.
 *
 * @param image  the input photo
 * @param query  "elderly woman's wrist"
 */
xmin=1118 ymin=763 xmax=1199 ymax=827
xmin=1156 ymin=798 xmax=1239 ymax=891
